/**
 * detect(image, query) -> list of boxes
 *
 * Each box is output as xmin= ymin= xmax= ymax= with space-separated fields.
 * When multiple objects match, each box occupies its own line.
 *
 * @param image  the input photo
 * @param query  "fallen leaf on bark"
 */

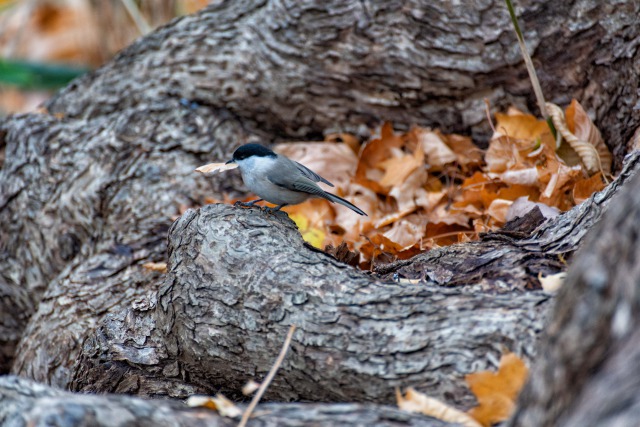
xmin=396 ymin=387 xmax=482 ymax=427
xmin=242 ymin=380 xmax=261 ymax=396
xmin=186 ymin=394 xmax=243 ymax=418
xmin=539 ymin=271 xmax=567 ymax=293
xmin=142 ymin=262 xmax=167 ymax=273
xmin=466 ymin=352 xmax=529 ymax=427
xmin=493 ymin=110 xmax=550 ymax=141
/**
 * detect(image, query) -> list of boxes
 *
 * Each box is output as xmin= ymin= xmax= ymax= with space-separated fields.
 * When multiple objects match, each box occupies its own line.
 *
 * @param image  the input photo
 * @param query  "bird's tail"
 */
xmin=323 ymin=192 xmax=367 ymax=216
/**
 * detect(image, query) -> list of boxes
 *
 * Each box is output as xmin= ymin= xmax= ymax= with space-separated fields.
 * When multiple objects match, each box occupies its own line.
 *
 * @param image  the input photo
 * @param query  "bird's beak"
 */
xmin=225 ymin=159 xmax=235 ymax=165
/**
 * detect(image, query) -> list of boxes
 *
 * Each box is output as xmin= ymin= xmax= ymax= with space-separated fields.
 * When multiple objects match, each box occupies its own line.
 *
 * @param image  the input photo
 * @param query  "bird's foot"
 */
xmin=263 ymin=204 xmax=287 ymax=214
xmin=234 ymin=199 xmax=264 ymax=209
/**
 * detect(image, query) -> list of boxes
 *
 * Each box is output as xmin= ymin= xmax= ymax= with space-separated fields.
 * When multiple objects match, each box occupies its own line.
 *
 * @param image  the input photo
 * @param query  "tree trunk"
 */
xmin=509 ymin=151 xmax=640 ymax=426
xmin=0 ymin=376 xmax=450 ymax=427
xmin=46 ymin=0 xmax=640 ymax=162
xmin=69 ymin=203 xmax=552 ymax=405
xmin=1 ymin=0 xmax=640 ymax=424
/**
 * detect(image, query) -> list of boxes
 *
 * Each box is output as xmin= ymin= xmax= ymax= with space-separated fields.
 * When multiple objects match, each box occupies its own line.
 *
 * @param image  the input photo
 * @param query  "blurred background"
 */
xmin=0 ymin=0 xmax=210 ymax=114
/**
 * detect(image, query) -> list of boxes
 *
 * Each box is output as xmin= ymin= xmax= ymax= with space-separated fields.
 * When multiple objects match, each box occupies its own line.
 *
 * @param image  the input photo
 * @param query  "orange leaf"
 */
xmin=466 ymin=352 xmax=529 ymax=427
xmin=573 ymin=172 xmax=605 ymax=205
xmin=378 ymin=147 xmax=424 ymax=188
xmin=354 ymin=122 xmax=404 ymax=192
xmin=494 ymin=112 xmax=550 ymax=141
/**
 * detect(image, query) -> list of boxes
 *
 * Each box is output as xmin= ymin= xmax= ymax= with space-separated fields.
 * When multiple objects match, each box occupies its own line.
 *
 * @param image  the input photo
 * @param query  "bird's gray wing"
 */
xmin=293 ymin=161 xmax=334 ymax=187
xmin=268 ymin=169 xmax=328 ymax=197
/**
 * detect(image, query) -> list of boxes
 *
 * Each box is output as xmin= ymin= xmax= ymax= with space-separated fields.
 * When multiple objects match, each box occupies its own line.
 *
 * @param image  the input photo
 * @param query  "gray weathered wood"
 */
xmin=0 ymin=376 xmax=450 ymax=427
xmin=47 ymin=1 xmax=640 ymax=161
xmin=510 ymin=151 xmax=640 ymax=426
xmin=1 ymin=0 xmax=640 ymax=423
xmin=69 ymin=203 xmax=549 ymax=406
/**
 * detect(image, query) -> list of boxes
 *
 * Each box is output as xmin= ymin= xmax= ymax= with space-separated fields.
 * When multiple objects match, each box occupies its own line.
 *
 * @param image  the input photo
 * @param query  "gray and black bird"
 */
xmin=226 ymin=144 xmax=367 ymax=216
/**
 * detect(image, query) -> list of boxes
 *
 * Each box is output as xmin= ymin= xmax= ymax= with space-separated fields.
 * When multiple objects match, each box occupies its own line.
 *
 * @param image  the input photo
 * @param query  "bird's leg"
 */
xmin=265 ymin=204 xmax=287 ymax=213
xmin=234 ymin=198 xmax=264 ymax=208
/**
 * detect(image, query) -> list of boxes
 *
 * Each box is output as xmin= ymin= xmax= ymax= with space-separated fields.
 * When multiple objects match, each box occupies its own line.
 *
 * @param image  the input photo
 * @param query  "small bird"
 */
xmin=225 ymin=144 xmax=367 ymax=216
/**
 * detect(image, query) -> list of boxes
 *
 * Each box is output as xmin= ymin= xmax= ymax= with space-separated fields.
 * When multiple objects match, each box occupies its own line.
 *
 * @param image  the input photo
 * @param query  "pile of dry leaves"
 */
xmin=204 ymin=100 xmax=611 ymax=270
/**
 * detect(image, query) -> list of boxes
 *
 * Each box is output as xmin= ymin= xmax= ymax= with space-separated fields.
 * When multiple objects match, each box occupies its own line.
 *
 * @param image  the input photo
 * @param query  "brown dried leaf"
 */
xmin=566 ymin=99 xmax=612 ymax=174
xmin=413 ymin=128 xmax=457 ymax=169
xmin=354 ymin=122 xmax=404 ymax=193
xmin=442 ymin=133 xmax=484 ymax=169
xmin=486 ymin=199 xmax=512 ymax=225
xmin=572 ymin=173 xmax=605 ymax=205
xmin=547 ymin=101 xmax=610 ymax=175
xmin=383 ymin=214 xmax=428 ymax=250
xmin=378 ymin=146 xmax=424 ymax=188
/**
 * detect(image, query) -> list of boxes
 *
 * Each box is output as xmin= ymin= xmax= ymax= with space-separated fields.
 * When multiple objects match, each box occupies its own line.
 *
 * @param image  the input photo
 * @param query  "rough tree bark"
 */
xmin=47 ymin=0 xmax=640 ymax=160
xmin=509 ymin=153 xmax=640 ymax=425
xmin=1 ymin=0 xmax=640 ymax=425
xmin=0 ymin=376 xmax=449 ymax=427
xmin=69 ymin=204 xmax=550 ymax=406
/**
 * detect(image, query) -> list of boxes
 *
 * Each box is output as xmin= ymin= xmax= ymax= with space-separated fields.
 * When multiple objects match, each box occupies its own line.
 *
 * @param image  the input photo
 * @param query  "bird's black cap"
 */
xmin=229 ymin=144 xmax=277 ymax=163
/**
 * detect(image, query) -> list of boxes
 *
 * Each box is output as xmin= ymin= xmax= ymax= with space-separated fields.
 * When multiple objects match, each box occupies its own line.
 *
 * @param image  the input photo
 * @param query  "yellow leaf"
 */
xmin=288 ymin=212 xmax=326 ymax=249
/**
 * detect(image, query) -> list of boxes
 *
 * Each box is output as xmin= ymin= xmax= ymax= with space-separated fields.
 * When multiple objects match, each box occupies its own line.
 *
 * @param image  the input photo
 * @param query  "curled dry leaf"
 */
xmin=283 ymin=199 xmax=333 ymax=249
xmin=566 ymin=99 xmax=612 ymax=174
xmin=354 ymin=122 xmax=404 ymax=193
xmin=324 ymin=133 xmax=361 ymax=155
xmin=378 ymin=147 xmax=424 ymax=188
xmin=195 ymin=162 xmax=238 ymax=175
xmin=383 ymin=214 xmax=428 ymax=250
xmin=396 ymin=387 xmax=482 ymax=427
xmin=547 ymin=101 xmax=611 ymax=175
xmin=496 ymin=167 xmax=539 ymax=186
xmin=186 ymin=394 xmax=243 ymax=418
xmin=506 ymin=197 xmax=560 ymax=222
